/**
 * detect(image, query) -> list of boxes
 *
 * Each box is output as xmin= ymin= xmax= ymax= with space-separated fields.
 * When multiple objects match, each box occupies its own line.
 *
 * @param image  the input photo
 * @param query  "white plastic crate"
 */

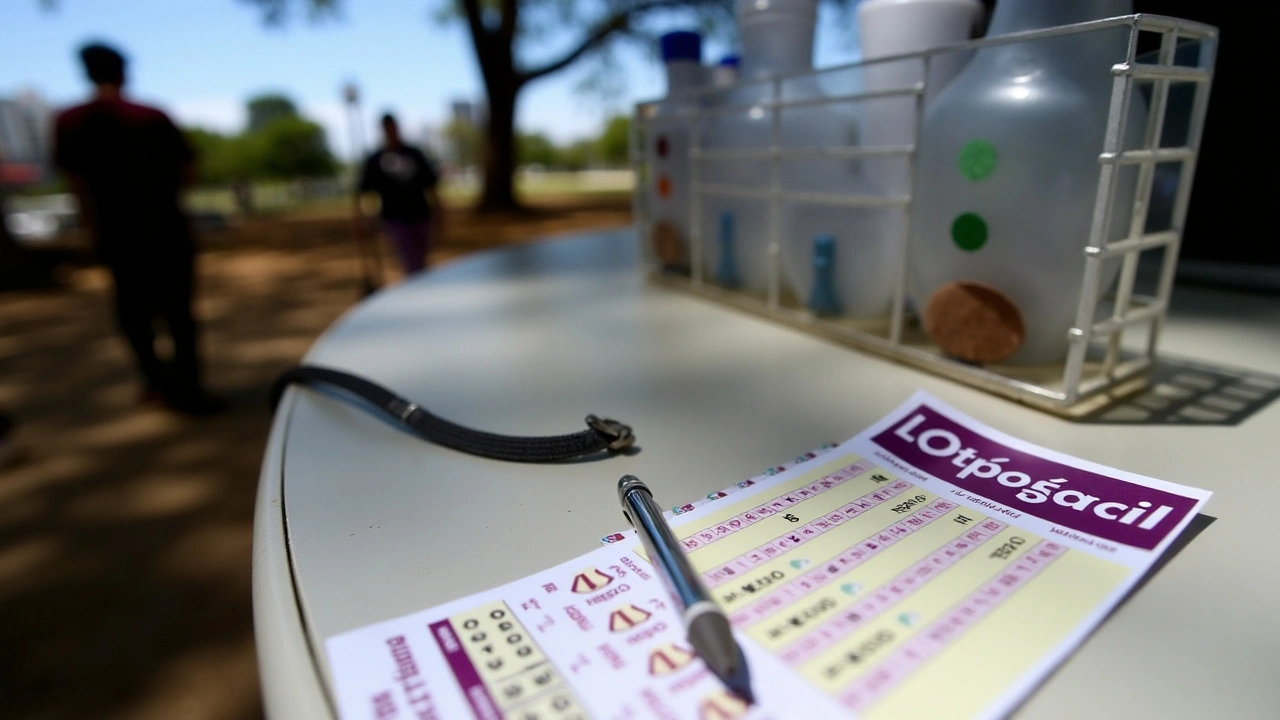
xmin=632 ymin=14 xmax=1218 ymax=415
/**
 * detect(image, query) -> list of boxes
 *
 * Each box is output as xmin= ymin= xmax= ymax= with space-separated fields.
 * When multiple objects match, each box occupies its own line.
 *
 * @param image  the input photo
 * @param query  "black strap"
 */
xmin=270 ymin=365 xmax=634 ymax=463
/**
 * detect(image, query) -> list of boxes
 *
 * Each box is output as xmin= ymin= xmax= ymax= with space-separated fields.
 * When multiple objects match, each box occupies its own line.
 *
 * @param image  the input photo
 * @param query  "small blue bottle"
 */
xmin=715 ymin=212 xmax=742 ymax=289
xmin=808 ymin=235 xmax=841 ymax=316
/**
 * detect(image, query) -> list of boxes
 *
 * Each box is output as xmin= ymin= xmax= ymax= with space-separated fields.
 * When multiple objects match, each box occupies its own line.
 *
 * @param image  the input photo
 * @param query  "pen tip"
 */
xmin=689 ymin=613 xmax=755 ymax=706
xmin=725 ymin=649 xmax=754 ymax=706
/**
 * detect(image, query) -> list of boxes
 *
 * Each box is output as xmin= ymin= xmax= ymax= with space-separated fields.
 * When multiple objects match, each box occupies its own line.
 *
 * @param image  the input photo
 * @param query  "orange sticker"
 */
xmin=657 ymin=174 xmax=672 ymax=199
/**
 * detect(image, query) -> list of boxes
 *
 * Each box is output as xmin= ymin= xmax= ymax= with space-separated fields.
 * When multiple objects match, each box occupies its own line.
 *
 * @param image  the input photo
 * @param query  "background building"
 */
xmin=0 ymin=90 xmax=54 ymax=185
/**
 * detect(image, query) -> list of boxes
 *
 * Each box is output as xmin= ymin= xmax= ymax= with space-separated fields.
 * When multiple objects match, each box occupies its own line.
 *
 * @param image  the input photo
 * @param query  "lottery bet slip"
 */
xmin=326 ymin=392 xmax=1211 ymax=720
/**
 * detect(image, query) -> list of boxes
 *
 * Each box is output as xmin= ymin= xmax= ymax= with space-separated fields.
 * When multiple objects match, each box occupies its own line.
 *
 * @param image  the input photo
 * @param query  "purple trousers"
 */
xmin=382 ymin=219 xmax=432 ymax=275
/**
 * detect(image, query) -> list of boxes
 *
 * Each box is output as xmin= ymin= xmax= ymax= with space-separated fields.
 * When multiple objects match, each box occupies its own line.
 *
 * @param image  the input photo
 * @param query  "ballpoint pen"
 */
xmin=618 ymin=475 xmax=755 ymax=704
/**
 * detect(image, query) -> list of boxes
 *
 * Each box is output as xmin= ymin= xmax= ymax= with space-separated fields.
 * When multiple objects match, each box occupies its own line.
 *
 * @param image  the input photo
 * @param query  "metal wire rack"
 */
xmin=631 ymin=14 xmax=1218 ymax=415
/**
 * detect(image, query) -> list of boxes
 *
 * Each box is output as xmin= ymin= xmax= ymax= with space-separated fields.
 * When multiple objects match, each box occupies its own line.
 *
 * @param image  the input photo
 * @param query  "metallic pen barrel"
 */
xmin=618 ymin=475 xmax=754 ymax=704
xmin=618 ymin=476 xmax=708 ymax=609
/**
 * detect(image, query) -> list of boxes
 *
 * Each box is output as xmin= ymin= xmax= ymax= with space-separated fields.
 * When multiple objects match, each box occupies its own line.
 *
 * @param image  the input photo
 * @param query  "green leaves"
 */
xmin=517 ymin=132 xmax=559 ymax=167
xmin=443 ymin=118 xmax=484 ymax=168
xmin=247 ymin=94 xmax=301 ymax=133
xmin=253 ymin=115 xmax=338 ymax=179
xmin=596 ymin=114 xmax=629 ymax=166
xmin=184 ymin=94 xmax=337 ymax=184
xmin=185 ymin=127 xmax=253 ymax=185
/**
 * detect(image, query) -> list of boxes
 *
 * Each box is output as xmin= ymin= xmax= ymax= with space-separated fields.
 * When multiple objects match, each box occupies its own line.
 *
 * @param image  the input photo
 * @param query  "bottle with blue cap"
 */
xmin=711 ymin=55 xmax=740 ymax=89
xmin=644 ymin=30 xmax=704 ymax=270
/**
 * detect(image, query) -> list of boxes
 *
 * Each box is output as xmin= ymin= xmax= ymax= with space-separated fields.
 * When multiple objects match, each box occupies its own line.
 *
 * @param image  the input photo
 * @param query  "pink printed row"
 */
xmin=728 ymin=498 xmax=961 ymax=628
xmin=775 ymin=514 xmax=1006 ymax=667
xmin=839 ymin=541 xmax=1066 ymax=712
xmin=703 ymin=478 xmax=915 ymax=590
xmin=680 ymin=460 xmax=876 ymax=554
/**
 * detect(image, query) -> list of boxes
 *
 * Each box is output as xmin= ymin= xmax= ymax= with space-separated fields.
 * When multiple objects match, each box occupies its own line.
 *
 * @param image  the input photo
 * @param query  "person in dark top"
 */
xmin=353 ymin=114 xmax=443 ymax=276
xmin=53 ymin=43 xmax=222 ymax=415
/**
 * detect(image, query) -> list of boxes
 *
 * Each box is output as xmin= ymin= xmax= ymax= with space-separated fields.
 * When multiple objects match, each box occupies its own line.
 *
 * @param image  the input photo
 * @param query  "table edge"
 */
xmin=253 ymin=387 xmax=337 ymax=720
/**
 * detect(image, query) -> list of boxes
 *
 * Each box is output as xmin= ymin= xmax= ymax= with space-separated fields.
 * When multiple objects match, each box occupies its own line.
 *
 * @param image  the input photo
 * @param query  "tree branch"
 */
xmin=499 ymin=0 xmax=519 ymax=45
xmin=516 ymin=0 xmax=719 ymax=85
xmin=516 ymin=16 xmax=624 ymax=85
xmin=459 ymin=0 xmax=497 ymax=79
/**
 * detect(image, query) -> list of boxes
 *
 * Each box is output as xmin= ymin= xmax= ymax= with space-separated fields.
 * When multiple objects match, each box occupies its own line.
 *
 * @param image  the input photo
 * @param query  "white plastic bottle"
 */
xmin=771 ymin=0 xmax=902 ymax=318
xmin=909 ymin=0 xmax=1146 ymax=365
xmin=858 ymin=0 xmax=982 ymax=96
xmin=699 ymin=0 xmax=822 ymax=296
xmin=856 ymin=0 xmax=982 ymax=193
xmin=711 ymin=55 xmax=740 ymax=89
xmin=701 ymin=0 xmax=895 ymax=318
xmin=645 ymin=31 xmax=704 ymax=269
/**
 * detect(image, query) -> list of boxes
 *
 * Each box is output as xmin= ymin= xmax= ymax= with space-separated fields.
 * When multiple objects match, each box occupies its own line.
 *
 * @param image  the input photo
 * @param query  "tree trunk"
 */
xmin=478 ymin=80 xmax=523 ymax=213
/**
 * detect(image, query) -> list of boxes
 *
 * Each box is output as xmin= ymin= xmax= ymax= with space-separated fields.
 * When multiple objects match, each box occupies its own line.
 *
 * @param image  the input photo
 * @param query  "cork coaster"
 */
xmin=923 ymin=281 xmax=1025 ymax=364
xmin=651 ymin=221 xmax=684 ymax=267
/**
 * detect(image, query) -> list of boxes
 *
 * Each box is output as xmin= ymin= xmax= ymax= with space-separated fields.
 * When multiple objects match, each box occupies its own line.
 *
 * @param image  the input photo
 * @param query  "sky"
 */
xmin=1 ymin=0 xmax=864 ymax=160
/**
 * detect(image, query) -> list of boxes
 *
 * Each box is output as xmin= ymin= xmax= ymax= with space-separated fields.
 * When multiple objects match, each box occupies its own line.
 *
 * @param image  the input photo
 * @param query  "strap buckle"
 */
xmin=586 ymin=415 xmax=635 ymax=452
xmin=387 ymin=399 xmax=422 ymax=424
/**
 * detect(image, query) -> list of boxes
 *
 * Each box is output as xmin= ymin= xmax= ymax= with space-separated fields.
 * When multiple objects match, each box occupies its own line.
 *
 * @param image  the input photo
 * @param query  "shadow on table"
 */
xmin=1078 ymin=356 xmax=1280 ymax=426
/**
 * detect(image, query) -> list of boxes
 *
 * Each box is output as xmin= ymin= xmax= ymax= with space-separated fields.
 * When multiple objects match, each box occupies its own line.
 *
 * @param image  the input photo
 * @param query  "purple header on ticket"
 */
xmin=428 ymin=620 xmax=501 ymax=720
xmin=872 ymin=405 xmax=1197 ymax=550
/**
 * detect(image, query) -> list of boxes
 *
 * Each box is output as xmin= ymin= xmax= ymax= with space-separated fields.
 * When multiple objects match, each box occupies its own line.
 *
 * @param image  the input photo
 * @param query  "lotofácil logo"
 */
xmin=872 ymin=406 xmax=1197 ymax=550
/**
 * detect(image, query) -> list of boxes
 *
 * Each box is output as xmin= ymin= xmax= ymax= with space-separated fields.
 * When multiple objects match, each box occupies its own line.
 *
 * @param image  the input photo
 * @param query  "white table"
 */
xmin=253 ymin=229 xmax=1280 ymax=719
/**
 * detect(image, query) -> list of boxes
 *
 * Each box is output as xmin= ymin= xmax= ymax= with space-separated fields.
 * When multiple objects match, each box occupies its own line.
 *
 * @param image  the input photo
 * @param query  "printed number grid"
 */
xmin=727 ymin=498 xmax=960 ymax=628
xmin=776 ymin=516 xmax=1008 ymax=667
xmin=437 ymin=602 xmax=587 ymax=720
xmin=678 ymin=460 xmax=876 ymax=555
xmin=838 ymin=542 xmax=1067 ymax=712
xmin=703 ymin=479 xmax=917 ymax=590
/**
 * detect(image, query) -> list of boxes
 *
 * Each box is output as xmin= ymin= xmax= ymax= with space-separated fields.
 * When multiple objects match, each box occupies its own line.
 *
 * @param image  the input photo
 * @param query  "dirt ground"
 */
xmin=0 ymin=195 xmax=631 ymax=720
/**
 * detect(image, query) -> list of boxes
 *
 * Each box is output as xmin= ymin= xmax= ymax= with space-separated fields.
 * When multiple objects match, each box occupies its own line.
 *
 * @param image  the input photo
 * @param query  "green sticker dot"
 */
xmin=958 ymin=139 xmax=998 ymax=182
xmin=951 ymin=212 xmax=988 ymax=251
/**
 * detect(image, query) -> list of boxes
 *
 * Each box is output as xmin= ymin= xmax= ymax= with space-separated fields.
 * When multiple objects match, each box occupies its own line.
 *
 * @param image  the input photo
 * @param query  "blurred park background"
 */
xmin=0 ymin=1 xmax=865 ymax=719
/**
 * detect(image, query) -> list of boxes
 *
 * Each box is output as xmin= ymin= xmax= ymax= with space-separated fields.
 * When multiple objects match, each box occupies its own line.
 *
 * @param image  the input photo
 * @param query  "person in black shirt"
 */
xmin=353 ymin=114 xmax=443 ymax=276
xmin=53 ymin=42 xmax=222 ymax=415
